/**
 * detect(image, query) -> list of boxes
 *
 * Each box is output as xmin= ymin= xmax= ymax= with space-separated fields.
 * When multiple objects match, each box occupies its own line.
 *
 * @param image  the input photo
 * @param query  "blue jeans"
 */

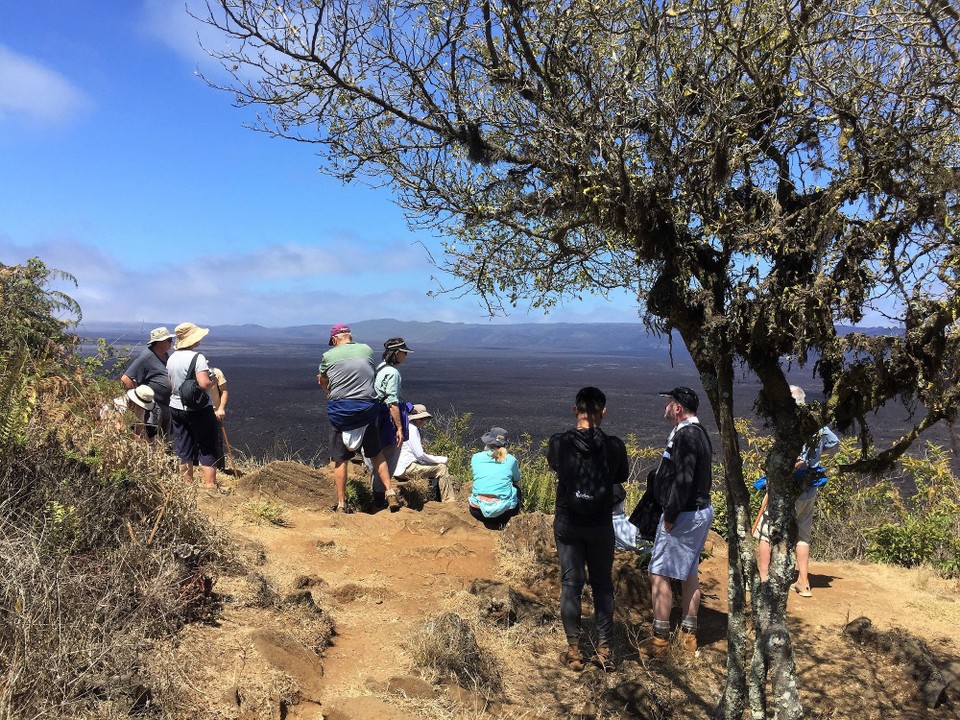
xmin=554 ymin=520 xmax=615 ymax=646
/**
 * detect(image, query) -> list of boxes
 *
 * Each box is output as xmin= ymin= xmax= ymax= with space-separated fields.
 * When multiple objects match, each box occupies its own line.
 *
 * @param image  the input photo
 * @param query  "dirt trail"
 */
xmin=173 ymin=462 xmax=960 ymax=720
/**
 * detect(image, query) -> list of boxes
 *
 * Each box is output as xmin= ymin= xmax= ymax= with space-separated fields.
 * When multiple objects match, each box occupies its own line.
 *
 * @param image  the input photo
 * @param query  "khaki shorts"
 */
xmin=754 ymin=487 xmax=817 ymax=545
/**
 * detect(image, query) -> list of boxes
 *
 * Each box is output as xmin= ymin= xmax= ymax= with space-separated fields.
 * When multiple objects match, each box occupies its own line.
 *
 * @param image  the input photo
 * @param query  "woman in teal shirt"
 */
xmin=468 ymin=426 xmax=522 ymax=526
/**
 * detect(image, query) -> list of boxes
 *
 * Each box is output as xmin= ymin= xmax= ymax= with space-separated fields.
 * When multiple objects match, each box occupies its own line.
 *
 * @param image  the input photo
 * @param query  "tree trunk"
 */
xmin=747 ymin=431 xmax=806 ymax=719
xmin=713 ymin=363 xmax=753 ymax=720
xmin=681 ymin=336 xmax=752 ymax=719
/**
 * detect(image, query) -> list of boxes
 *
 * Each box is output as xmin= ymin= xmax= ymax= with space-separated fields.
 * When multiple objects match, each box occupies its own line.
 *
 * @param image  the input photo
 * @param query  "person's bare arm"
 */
xmin=120 ymin=374 xmax=135 ymax=390
xmin=318 ymin=373 xmax=330 ymax=395
xmin=215 ymin=386 xmax=229 ymax=420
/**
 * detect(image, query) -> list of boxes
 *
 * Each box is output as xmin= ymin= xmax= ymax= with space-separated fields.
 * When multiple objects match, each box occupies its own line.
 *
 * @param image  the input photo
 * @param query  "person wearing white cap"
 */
xmin=121 ymin=326 xmax=175 ymax=440
xmin=393 ymin=403 xmax=457 ymax=503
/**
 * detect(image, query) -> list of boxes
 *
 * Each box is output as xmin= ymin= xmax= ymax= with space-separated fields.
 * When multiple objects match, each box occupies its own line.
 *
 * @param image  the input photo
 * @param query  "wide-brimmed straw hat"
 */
xmin=175 ymin=322 xmax=209 ymax=348
xmin=126 ymin=385 xmax=155 ymax=411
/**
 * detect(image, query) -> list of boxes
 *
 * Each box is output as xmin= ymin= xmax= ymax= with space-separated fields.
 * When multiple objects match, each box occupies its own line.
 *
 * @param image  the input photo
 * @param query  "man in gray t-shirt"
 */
xmin=121 ymin=326 xmax=174 ymax=439
xmin=317 ymin=324 xmax=399 ymax=513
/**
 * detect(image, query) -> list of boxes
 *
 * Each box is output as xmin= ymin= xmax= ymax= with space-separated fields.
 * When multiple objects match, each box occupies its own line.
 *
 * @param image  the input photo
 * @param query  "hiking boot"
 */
xmin=637 ymin=635 xmax=670 ymax=659
xmin=386 ymin=491 xmax=400 ymax=512
xmin=561 ymin=645 xmax=585 ymax=672
xmin=593 ymin=645 xmax=616 ymax=672
xmin=678 ymin=629 xmax=698 ymax=656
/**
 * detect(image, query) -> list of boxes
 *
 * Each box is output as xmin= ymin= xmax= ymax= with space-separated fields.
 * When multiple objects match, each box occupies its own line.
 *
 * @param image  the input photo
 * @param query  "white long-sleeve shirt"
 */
xmin=394 ymin=423 xmax=447 ymax=477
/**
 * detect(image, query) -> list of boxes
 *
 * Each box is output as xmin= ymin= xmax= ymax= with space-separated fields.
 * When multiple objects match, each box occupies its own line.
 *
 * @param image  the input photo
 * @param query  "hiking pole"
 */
xmin=751 ymin=493 xmax=769 ymax=536
xmin=221 ymin=422 xmax=240 ymax=478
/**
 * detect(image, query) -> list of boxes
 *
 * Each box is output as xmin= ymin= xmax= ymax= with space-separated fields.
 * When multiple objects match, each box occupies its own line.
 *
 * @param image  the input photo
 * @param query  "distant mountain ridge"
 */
xmin=79 ymin=318 xmax=898 ymax=356
xmin=79 ymin=318 xmax=674 ymax=355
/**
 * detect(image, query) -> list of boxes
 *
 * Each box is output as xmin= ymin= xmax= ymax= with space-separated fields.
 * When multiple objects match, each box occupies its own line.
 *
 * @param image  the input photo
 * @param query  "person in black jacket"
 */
xmin=549 ymin=386 xmax=629 ymax=672
xmin=638 ymin=386 xmax=714 ymax=659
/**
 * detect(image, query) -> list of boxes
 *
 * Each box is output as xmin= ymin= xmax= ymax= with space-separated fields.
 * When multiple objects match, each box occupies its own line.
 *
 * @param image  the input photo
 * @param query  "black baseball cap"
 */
xmin=659 ymin=386 xmax=699 ymax=413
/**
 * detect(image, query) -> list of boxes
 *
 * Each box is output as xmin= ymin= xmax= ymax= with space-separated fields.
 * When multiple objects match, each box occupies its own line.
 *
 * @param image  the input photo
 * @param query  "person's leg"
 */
xmin=555 ymin=526 xmax=587 ymax=649
xmin=639 ymin=571 xmax=673 ymax=658
xmin=171 ymin=408 xmax=196 ymax=483
xmin=650 ymin=572 xmax=673 ymax=624
xmin=793 ymin=490 xmax=816 ymax=594
xmin=371 ymin=452 xmax=393 ymax=494
xmin=795 ymin=541 xmax=811 ymax=590
xmin=680 ymin=571 xmax=701 ymax=619
xmin=192 ymin=408 xmax=223 ymax=490
xmin=333 ymin=461 xmax=348 ymax=506
xmin=757 ymin=539 xmax=771 ymax=581
xmin=438 ymin=470 xmax=457 ymax=502
xmin=582 ymin=524 xmax=616 ymax=648
xmin=200 ymin=463 xmax=217 ymax=489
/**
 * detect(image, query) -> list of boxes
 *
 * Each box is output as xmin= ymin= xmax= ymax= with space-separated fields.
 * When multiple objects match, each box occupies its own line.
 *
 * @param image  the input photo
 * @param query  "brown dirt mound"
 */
xmin=237 ymin=460 xmax=337 ymax=509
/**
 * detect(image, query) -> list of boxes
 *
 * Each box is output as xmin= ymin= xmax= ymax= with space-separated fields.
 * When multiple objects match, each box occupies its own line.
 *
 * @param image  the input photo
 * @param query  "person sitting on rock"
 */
xmin=392 ymin=403 xmax=458 ymax=503
xmin=467 ymin=426 xmax=521 ymax=528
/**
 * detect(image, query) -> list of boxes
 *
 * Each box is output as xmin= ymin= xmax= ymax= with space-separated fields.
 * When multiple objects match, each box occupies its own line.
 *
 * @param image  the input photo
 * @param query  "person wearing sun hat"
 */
xmin=120 ymin=326 xmax=175 ymax=440
xmin=166 ymin=322 xmax=222 ymax=492
xmin=392 ymin=403 xmax=457 ymax=503
xmin=467 ymin=426 xmax=522 ymax=527
xmin=124 ymin=385 xmax=156 ymax=439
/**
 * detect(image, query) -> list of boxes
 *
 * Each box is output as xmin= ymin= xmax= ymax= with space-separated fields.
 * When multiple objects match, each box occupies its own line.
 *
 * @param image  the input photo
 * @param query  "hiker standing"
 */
xmin=372 ymin=337 xmax=413 ymax=506
xmin=549 ymin=387 xmax=629 ymax=672
xmin=638 ymin=387 xmax=714 ymax=658
xmin=318 ymin=324 xmax=399 ymax=512
xmin=166 ymin=323 xmax=221 ymax=491
xmin=207 ymin=367 xmax=229 ymax=471
xmin=754 ymin=385 xmax=840 ymax=597
xmin=120 ymin=326 xmax=174 ymax=441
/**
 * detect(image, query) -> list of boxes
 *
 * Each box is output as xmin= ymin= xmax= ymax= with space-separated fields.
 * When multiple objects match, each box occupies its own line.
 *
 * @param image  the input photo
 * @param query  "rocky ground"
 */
xmin=155 ymin=460 xmax=960 ymax=719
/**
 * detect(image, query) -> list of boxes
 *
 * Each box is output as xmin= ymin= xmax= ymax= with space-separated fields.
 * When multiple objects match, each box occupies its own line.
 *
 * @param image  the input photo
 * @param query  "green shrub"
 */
xmin=859 ymin=444 xmax=960 ymax=576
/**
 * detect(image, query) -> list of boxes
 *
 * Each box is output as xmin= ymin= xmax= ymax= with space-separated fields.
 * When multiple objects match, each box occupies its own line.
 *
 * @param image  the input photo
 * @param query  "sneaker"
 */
xmin=386 ymin=492 xmax=400 ymax=513
xmin=637 ymin=635 xmax=670 ymax=659
xmin=678 ymin=629 xmax=697 ymax=656
xmin=332 ymin=503 xmax=347 ymax=514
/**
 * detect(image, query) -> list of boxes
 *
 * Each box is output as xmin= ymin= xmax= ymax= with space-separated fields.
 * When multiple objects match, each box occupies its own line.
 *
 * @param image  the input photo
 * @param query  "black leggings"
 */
xmin=554 ymin=520 xmax=615 ymax=646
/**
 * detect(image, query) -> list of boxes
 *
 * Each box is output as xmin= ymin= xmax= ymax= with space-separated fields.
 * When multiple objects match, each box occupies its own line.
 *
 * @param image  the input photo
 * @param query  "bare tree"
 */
xmin=201 ymin=0 xmax=960 ymax=716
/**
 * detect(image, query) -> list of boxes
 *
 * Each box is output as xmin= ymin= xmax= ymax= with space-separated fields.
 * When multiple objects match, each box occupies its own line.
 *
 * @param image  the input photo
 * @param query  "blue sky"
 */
xmin=0 ymin=1 xmax=642 ymax=328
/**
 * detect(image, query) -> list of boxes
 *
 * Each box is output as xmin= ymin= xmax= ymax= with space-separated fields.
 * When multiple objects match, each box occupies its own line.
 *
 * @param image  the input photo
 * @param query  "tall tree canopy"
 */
xmin=203 ymin=0 xmax=959 ymax=716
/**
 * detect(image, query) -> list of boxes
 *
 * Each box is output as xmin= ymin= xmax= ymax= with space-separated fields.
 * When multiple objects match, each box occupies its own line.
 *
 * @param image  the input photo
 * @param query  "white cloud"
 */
xmin=1 ymin=234 xmax=641 ymax=327
xmin=139 ymin=0 xmax=239 ymax=79
xmin=0 ymin=45 xmax=92 ymax=125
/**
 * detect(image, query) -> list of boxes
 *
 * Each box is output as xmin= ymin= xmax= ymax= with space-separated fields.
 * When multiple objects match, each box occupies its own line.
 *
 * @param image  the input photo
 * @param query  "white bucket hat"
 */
xmin=126 ymin=385 xmax=156 ymax=411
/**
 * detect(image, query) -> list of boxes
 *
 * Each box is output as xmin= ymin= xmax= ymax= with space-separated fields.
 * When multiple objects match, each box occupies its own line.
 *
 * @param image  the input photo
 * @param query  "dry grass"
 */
xmin=407 ymin=612 xmax=503 ymax=694
xmin=0 ymin=378 xmax=232 ymax=719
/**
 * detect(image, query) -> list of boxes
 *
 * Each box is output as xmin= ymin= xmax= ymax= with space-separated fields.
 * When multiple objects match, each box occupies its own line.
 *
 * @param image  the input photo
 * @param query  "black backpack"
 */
xmin=563 ymin=430 xmax=613 ymax=516
xmin=178 ymin=353 xmax=209 ymax=411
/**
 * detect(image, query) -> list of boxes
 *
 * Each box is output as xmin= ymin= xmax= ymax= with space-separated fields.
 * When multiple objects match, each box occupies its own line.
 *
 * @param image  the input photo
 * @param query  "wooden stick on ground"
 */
xmin=221 ymin=423 xmax=240 ymax=479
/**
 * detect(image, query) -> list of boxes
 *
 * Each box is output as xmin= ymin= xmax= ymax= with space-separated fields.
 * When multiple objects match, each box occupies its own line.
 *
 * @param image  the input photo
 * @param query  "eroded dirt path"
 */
xmin=173 ymin=462 xmax=959 ymax=720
